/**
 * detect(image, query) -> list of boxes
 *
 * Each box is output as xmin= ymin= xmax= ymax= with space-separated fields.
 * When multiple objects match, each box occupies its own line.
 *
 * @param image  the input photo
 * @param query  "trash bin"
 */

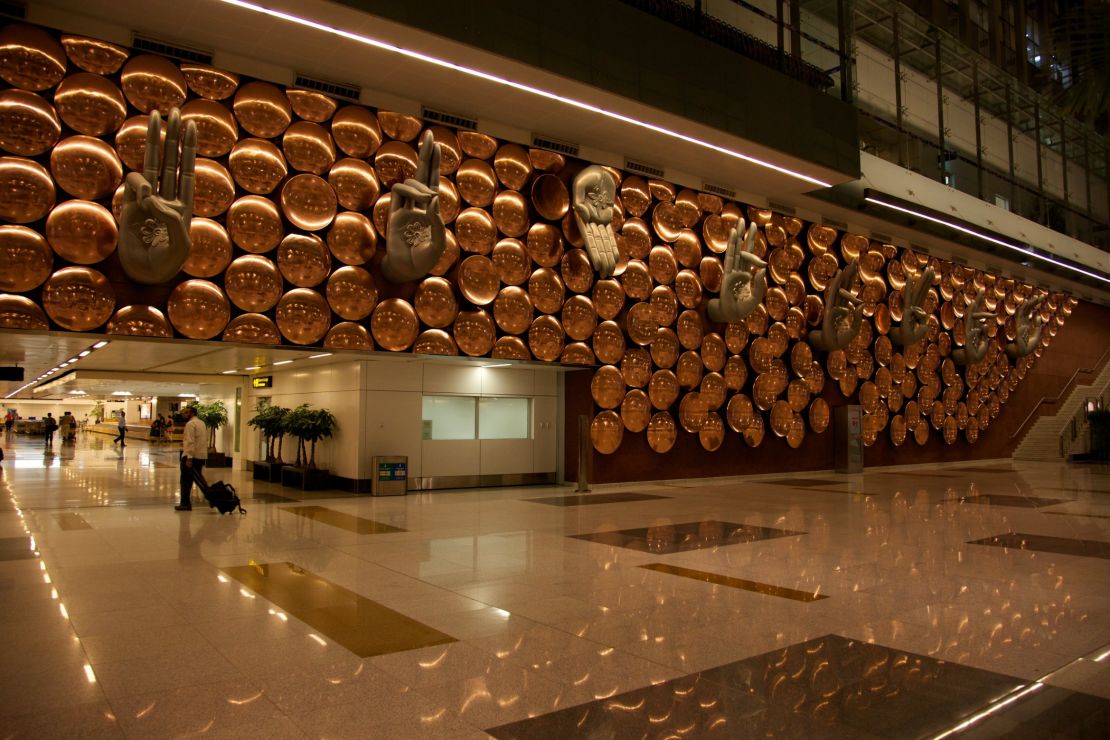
xmin=371 ymin=456 xmax=408 ymax=495
xmin=833 ymin=405 xmax=863 ymax=473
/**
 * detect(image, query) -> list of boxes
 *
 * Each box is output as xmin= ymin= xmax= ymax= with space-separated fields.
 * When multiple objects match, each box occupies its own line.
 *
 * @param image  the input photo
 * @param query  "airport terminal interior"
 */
xmin=1 ymin=0 xmax=1110 ymax=736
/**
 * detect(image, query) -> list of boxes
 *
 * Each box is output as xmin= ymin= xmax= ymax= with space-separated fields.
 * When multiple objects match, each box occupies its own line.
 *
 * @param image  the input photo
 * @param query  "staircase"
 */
xmin=1013 ymin=360 xmax=1110 ymax=461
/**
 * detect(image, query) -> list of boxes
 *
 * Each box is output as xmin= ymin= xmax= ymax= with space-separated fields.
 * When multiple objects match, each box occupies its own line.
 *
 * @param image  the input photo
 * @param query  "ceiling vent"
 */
xmin=296 ymin=75 xmax=360 ymax=102
xmin=768 ymin=201 xmax=796 ymax=215
xmin=701 ymin=182 xmax=735 ymax=199
xmin=531 ymin=134 xmax=579 ymax=157
xmin=871 ymin=232 xmax=893 ymax=243
xmin=822 ymin=218 xmax=848 ymax=231
xmin=131 ymin=33 xmax=212 ymax=64
xmin=624 ymin=159 xmax=664 ymax=178
xmin=422 ymin=106 xmax=477 ymax=130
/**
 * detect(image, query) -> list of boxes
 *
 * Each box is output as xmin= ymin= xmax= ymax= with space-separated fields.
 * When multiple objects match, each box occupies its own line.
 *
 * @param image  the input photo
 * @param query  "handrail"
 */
xmin=1010 ymin=344 xmax=1110 ymax=441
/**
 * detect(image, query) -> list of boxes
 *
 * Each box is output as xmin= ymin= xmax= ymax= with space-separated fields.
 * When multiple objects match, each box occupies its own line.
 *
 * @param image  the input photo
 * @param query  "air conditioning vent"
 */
xmin=871 ymin=232 xmax=893 ymax=243
xmin=768 ymin=201 xmax=795 ymax=216
xmin=531 ymin=134 xmax=579 ymax=157
xmin=422 ymin=106 xmax=477 ymax=130
xmin=624 ymin=159 xmax=664 ymax=178
xmin=822 ymin=218 xmax=848 ymax=231
xmin=0 ymin=1 xmax=26 ymax=19
xmin=131 ymin=33 xmax=212 ymax=64
xmin=295 ymin=75 xmax=360 ymax=102
xmin=701 ymin=182 xmax=735 ymax=199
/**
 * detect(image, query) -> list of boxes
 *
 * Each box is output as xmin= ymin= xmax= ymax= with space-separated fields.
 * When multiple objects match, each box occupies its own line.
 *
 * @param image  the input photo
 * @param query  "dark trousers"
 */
xmin=44 ymin=430 xmax=54 ymax=445
xmin=114 ymin=427 xmax=125 ymax=445
xmin=179 ymin=456 xmax=206 ymax=506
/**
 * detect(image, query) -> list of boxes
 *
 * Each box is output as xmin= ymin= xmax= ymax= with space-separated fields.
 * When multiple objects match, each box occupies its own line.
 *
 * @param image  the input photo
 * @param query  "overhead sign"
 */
xmin=251 ymin=375 xmax=273 ymax=389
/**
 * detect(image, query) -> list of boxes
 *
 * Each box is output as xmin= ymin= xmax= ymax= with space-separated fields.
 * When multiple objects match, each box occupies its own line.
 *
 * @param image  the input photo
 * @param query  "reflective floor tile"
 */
xmin=54 ymin=512 xmax=92 ymax=530
xmin=968 ymin=532 xmax=1110 ymax=559
xmin=0 ymin=536 xmax=38 ymax=561
xmin=525 ymin=492 xmax=670 ymax=506
xmin=571 ymin=520 xmax=806 ymax=553
xmin=638 ymin=563 xmax=828 ymax=601
xmin=280 ymin=505 xmax=406 ymax=534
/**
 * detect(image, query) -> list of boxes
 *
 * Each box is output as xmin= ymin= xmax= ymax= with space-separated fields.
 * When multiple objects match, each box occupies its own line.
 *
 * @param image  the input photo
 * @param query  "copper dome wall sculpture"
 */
xmin=0 ymin=22 xmax=1076 ymax=457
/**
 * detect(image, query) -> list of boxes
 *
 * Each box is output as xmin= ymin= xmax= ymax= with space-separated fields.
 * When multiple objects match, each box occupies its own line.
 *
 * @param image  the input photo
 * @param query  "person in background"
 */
xmin=113 ymin=410 xmax=126 ymax=447
xmin=44 ymin=413 xmax=57 ymax=446
xmin=4 ymin=411 xmax=13 ymax=433
xmin=176 ymin=406 xmax=207 ymax=512
xmin=59 ymin=411 xmax=75 ymax=442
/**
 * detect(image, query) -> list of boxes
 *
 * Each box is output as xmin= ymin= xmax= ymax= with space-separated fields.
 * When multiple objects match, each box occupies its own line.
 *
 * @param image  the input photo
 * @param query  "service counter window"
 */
xmin=421 ymin=396 xmax=476 ymax=440
xmin=422 ymin=395 xmax=532 ymax=440
xmin=479 ymin=397 xmax=530 ymax=439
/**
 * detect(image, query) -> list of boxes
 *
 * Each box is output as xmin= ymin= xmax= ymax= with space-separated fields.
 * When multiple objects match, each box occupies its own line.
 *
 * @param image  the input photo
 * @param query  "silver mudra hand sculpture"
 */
xmin=1006 ymin=295 xmax=1046 ymax=358
xmin=808 ymin=259 xmax=864 ymax=351
xmin=953 ymin=289 xmax=995 ymax=366
xmin=707 ymin=219 xmax=765 ymax=323
xmin=890 ymin=266 xmax=935 ymax=346
xmin=572 ymin=165 xmax=619 ymax=278
xmin=118 ymin=108 xmax=197 ymax=284
xmin=382 ymin=130 xmax=446 ymax=283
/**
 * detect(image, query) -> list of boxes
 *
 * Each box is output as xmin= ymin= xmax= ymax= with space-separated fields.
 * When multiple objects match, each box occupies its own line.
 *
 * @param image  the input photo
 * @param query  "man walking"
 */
xmin=113 ymin=410 xmax=126 ymax=447
xmin=43 ymin=413 xmax=57 ymax=446
xmin=176 ymin=406 xmax=207 ymax=512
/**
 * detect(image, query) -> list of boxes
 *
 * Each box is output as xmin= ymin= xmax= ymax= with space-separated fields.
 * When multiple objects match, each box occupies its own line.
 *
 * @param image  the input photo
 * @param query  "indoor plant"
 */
xmin=247 ymin=401 xmax=290 ymax=481
xmin=191 ymin=400 xmax=230 ymax=466
xmin=282 ymin=404 xmax=337 ymax=489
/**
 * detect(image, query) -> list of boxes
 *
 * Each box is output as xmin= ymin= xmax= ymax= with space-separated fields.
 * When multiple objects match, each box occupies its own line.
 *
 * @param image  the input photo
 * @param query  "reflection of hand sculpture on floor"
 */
xmin=890 ymin=267 xmax=934 ymax=346
xmin=1006 ymin=295 xmax=1045 ymax=358
xmin=707 ymin=220 xmax=765 ymax=324
xmin=953 ymin=289 xmax=994 ymax=365
xmin=382 ymin=130 xmax=445 ymax=283
xmin=572 ymin=165 xmax=619 ymax=278
xmin=118 ymin=109 xmax=197 ymax=284
xmin=808 ymin=260 xmax=864 ymax=351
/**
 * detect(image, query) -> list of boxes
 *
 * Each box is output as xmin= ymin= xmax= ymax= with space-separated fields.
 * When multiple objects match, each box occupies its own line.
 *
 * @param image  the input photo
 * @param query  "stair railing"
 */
xmin=1010 ymin=345 xmax=1110 ymax=443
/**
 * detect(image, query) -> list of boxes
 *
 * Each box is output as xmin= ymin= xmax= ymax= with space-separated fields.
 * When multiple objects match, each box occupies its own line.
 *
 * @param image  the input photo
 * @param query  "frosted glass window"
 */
xmin=479 ymin=397 xmax=530 ymax=439
xmin=422 ymin=396 xmax=475 ymax=440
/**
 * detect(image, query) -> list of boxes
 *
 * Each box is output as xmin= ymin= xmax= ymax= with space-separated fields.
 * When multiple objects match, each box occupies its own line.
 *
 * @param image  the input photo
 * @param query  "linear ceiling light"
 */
xmin=219 ymin=0 xmax=831 ymax=189
xmin=864 ymin=196 xmax=1110 ymax=286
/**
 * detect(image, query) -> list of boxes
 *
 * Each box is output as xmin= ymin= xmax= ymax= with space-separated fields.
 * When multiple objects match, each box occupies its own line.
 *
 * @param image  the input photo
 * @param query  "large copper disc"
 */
xmin=493 ymin=190 xmax=529 ymax=238
xmin=121 ymin=54 xmax=186 ymax=114
xmin=613 ymin=352 xmax=646 ymax=392
xmin=0 ymin=89 xmax=60 ymax=156
xmin=622 ymin=219 xmax=651 ymax=260
xmin=222 ymin=313 xmax=280 ymax=345
xmin=414 ymin=329 xmax=458 ymax=356
xmin=283 ymin=120 xmax=336 ymax=174
xmin=281 ymin=173 xmax=337 ymax=231
xmin=493 ymin=335 xmax=531 ymax=360
xmin=726 ymin=394 xmax=756 ymax=432
xmin=724 ymin=355 xmax=748 ymax=391
xmin=526 ymin=223 xmax=564 ymax=268
xmin=593 ymin=279 xmax=625 ymax=320
xmin=700 ymin=372 xmax=726 ymax=410
xmin=562 ymin=295 xmax=597 ymax=341
xmin=621 ymin=389 xmax=650 ymax=432
xmin=0 ymin=294 xmax=48 ymax=329
xmin=324 ymin=321 xmax=373 ymax=350
xmin=529 ymin=148 xmax=564 ymax=173
xmin=676 ymin=351 xmax=704 ymax=388
xmin=327 ymin=211 xmax=376 ymax=266
xmin=325 ymin=265 xmax=376 ymax=321
xmin=60 ymin=36 xmax=123 ymax=75
xmin=41 ymin=266 xmax=113 ymax=331
xmin=275 ymin=288 xmax=331 ymax=345
xmin=0 ymin=225 xmax=52 ymax=291
xmin=50 ymin=135 xmax=122 ymax=200
xmin=193 ymin=158 xmax=235 ymax=217
xmin=414 ymin=276 xmax=459 ymax=328
xmin=457 ymin=255 xmax=499 ymax=305
xmin=454 ymin=309 xmax=496 ymax=356
xmin=647 ymin=411 xmax=677 ymax=453
xmin=114 ymin=115 xmax=161 ymax=173
xmin=458 ymin=131 xmax=497 ymax=159
xmin=376 ymin=111 xmax=421 ymax=141
xmin=183 ymin=218 xmax=233 ymax=278
xmin=328 ymin=157 xmax=379 ymax=211
xmin=676 ymin=310 xmax=704 ymax=350
xmin=699 ymin=412 xmax=725 ymax=451
xmin=44 ymin=200 xmax=116 ymax=265
xmin=425 ymin=126 xmax=460 ymax=175
xmin=624 ymin=302 xmax=657 ymax=347
xmin=180 ymin=98 xmax=238 ymax=158
xmin=330 ymin=106 xmax=381 ymax=159
xmin=374 ymin=140 xmax=418 ymax=188
xmin=225 ymin=255 xmax=282 ymax=312
xmin=492 ymin=285 xmax=532 ymax=334
xmin=457 ymin=158 xmax=497 ymax=207
xmin=371 ymin=298 xmax=418 ymax=351
xmin=649 ymin=246 xmax=678 ymax=285
xmin=649 ymin=370 xmax=679 ymax=409
xmin=106 ymin=305 xmax=171 ymax=337
xmin=431 ymin=230 xmax=460 ymax=276
xmin=590 ymin=410 xmax=623 ymax=454
xmin=528 ymin=267 xmax=566 ymax=314
xmin=234 ymin=81 xmax=291 ymax=138
xmin=180 ymin=63 xmax=239 ymax=100
xmin=226 ymin=195 xmax=282 ymax=253
xmin=700 ymin=333 xmax=726 ymax=372
xmin=0 ymin=25 xmax=66 ymax=90
xmin=228 ymin=137 xmax=287 ymax=194
xmin=621 ymin=260 xmax=652 ymax=300
xmin=592 ymin=320 xmax=625 ymax=364
xmin=456 ymin=207 xmax=496 ymax=254
xmin=166 ymin=279 xmax=230 ymax=339
xmin=649 ymin=327 xmax=679 ymax=368
xmin=286 ymin=89 xmax=336 ymax=123
xmin=277 ymin=233 xmax=331 ymax=287
xmin=492 ymin=238 xmax=529 ymax=285
xmin=528 ymin=314 xmax=564 ymax=361
xmin=591 ymin=365 xmax=624 ymax=409
xmin=0 ymin=156 xmax=54 ymax=223
xmin=493 ymin=144 xmax=532 ymax=190
xmin=531 ymin=174 xmax=569 ymax=221
xmin=556 ymin=251 xmax=592 ymax=297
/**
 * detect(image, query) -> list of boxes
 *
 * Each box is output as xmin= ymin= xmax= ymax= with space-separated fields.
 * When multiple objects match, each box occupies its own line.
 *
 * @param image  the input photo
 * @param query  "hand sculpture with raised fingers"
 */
xmin=1006 ymin=295 xmax=1045 ymax=358
xmin=953 ymin=289 xmax=994 ymax=366
xmin=382 ymin=130 xmax=445 ymax=283
xmin=890 ymin=266 xmax=935 ymax=346
xmin=572 ymin=165 xmax=619 ymax=278
xmin=808 ymin=259 xmax=864 ymax=351
xmin=118 ymin=109 xmax=197 ymax=284
xmin=707 ymin=219 xmax=765 ymax=324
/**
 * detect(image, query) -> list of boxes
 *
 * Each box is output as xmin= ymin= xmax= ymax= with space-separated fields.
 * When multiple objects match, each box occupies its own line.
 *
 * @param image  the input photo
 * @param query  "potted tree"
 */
xmin=247 ymin=401 xmax=290 ymax=482
xmin=192 ymin=400 xmax=231 ymax=467
xmin=281 ymin=404 xmax=337 ymax=490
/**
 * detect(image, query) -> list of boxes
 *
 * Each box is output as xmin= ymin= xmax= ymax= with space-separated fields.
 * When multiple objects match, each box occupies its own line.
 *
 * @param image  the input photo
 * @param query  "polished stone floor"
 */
xmin=1 ymin=431 xmax=1108 ymax=738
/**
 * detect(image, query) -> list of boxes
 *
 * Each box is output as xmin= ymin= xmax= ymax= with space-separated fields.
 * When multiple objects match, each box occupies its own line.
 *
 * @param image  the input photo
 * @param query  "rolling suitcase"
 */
xmin=191 ymin=466 xmax=246 ymax=515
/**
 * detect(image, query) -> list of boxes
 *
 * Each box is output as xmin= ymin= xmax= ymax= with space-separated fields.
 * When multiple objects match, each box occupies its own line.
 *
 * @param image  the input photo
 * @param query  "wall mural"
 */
xmin=0 ymin=22 xmax=1076 ymax=457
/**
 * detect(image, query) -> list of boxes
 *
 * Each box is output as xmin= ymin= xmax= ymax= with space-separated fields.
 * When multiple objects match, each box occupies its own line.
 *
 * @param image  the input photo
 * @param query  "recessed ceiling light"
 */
xmin=92 ymin=341 xmax=108 ymax=349
xmin=245 ymin=366 xmax=261 ymax=371
xmin=67 ymin=357 xmax=78 ymax=363
xmin=221 ymin=370 xmax=238 ymax=374
xmin=309 ymin=353 xmax=332 ymax=359
xmin=111 ymin=391 xmax=131 ymax=396
xmin=273 ymin=360 xmax=293 ymax=366
xmin=78 ymin=350 xmax=91 ymax=357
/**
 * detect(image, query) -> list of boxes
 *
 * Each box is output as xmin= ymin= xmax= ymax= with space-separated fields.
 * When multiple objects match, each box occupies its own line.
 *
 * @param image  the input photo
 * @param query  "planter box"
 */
xmin=206 ymin=452 xmax=232 ymax=468
xmin=253 ymin=461 xmax=287 ymax=482
xmin=281 ymin=466 xmax=331 ymax=491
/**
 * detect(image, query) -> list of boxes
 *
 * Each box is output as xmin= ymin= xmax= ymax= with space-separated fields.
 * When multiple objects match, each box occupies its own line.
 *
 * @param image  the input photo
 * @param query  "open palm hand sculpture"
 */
xmin=118 ymin=108 xmax=197 ymax=284
xmin=572 ymin=165 xmax=619 ymax=278
xmin=808 ymin=259 xmax=864 ymax=351
xmin=707 ymin=219 xmax=765 ymax=323
xmin=890 ymin=267 xmax=935 ymax=346
xmin=953 ymin=289 xmax=995 ymax=365
xmin=1006 ymin=295 xmax=1045 ymax=358
xmin=382 ymin=130 xmax=446 ymax=283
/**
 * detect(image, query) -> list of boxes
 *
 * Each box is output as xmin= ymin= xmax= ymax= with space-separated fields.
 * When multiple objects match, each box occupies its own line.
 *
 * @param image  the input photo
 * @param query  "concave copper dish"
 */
xmin=415 ymin=276 xmax=459 ymax=328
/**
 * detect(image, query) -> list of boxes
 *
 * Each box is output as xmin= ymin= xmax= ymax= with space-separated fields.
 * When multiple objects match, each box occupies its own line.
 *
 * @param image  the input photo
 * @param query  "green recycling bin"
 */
xmin=372 ymin=456 xmax=408 ymax=495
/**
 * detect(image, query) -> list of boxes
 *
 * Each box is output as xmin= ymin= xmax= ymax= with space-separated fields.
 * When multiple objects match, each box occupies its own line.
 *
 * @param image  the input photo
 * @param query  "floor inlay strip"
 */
xmin=954 ymin=494 xmax=1071 ymax=508
xmin=760 ymin=478 xmax=844 ymax=487
xmin=638 ymin=563 xmax=827 ymax=601
xmin=281 ymin=505 xmax=406 ymax=534
xmin=53 ymin=512 xmax=91 ymax=530
xmin=1042 ymin=511 xmax=1110 ymax=519
xmin=526 ymin=492 xmax=670 ymax=506
xmin=0 ymin=536 xmax=37 ymax=561
xmin=969 ymin=532 xmax=1110 ymax=559
xmin=220 ymin=561 xmax=455 ymax=657
xmin=571 ymin=520 xmax=806 ymax=554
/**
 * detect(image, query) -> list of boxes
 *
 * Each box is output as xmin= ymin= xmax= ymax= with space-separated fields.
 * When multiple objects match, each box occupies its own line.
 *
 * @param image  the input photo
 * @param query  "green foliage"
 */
xmin=190 ymin=400 xmax=229 ymax=452
xmin=284 ymin=405 xmax=337 ymax=470
xmin=91 ymin=400 xmax=105 ymax=423
xmin=247 ymin=400 xmax=290 ymax=462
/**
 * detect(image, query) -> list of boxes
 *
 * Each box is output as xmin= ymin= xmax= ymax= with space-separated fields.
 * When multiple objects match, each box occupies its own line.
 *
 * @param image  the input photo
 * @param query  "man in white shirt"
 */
xmin=176 ymin=406 xmax=208 ymax=512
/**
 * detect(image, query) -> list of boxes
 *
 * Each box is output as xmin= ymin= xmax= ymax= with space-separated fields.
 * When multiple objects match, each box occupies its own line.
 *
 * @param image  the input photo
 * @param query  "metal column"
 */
xmin=973 ymin=63 xmax=984 ymax=199
xmin=893 ymin=9 xmax=905 ymax=167
xmin=934 ymin=34 xmax=946 ymax=181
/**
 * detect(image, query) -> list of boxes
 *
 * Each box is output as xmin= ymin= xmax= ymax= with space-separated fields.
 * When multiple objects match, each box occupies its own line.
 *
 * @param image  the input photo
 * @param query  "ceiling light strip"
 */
xmin=4 ymin=340 xmax=111 ymax=399
xmin=218 ymin=0 xmax=832 ymax=189
xmin=863 ymin=197 xmax=1110 ymax=286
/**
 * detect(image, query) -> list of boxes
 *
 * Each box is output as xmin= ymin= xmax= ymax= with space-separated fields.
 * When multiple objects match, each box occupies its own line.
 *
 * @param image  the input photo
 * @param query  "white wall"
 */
xmin=4 ymin=399 xmax=98 ymax=421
